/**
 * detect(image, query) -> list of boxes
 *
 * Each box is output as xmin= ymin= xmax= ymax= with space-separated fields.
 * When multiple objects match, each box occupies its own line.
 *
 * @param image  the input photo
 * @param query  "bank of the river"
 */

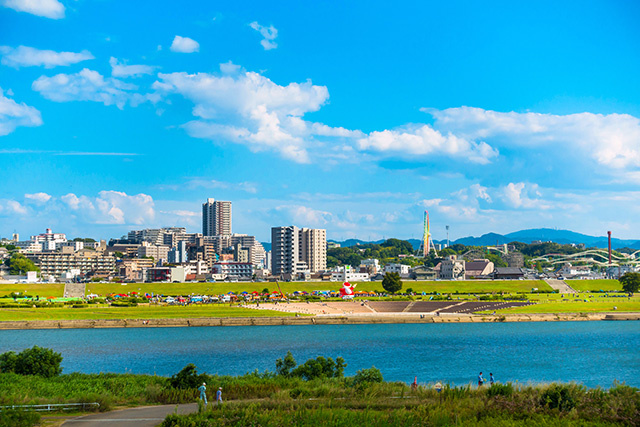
xmin=1 ymin=311 xmax=639 ymax=330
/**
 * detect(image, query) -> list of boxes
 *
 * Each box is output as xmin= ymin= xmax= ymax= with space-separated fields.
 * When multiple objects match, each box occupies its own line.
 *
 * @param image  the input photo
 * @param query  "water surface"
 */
xmin=1 ymin=321 xmax=638 ymax=388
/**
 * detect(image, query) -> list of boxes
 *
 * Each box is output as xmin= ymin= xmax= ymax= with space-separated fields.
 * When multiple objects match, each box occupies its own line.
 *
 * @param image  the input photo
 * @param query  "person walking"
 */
xmin=489 ymin=373 xmax=495 ymax=385
xmin=216 ymin=387 xmax=223 ymax=404
xmin=198 ymin=382 xmax=207 ymax=405
xmin=478 ymin=372 xmax=484 ymax=387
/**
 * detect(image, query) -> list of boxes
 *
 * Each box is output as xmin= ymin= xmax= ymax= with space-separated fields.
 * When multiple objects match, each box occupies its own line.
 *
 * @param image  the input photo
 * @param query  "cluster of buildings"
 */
xmin=1 ymin=199 xmax=637 ymax=283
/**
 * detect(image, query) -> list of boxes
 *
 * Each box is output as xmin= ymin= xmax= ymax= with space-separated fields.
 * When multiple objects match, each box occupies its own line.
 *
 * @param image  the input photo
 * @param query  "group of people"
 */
xmin=477 ymin=372 xmax=495 ymax=387
xmin=197 ymin=382 xmax=223 ymax=405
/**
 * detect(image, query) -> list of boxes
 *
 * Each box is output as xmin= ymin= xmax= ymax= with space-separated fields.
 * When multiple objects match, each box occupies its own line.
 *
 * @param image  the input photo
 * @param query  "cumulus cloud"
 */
xmin=153 ymin=67 xmax=331 ymax=162
xmin=249 ymin=21 xmax=278 ymax=50
xmin=61 ymin=190 xmax=155 ymax=225
xmin=0 ymin=87 xmax=43 ymax=136
xmin=32 ymin=68 xmax=154 ymax=109
xmin=25 ymin=192 xmax=52 ymax=203
xmin=0 ymin=46 xmax=93 ymax=68
xmin=1 ymin=0 xmax=65 ymax=19
xmin=0 ymin=200 xmax=28 ymax=215
xmin=109 ymin=57 xmax=155 ymax=78
xmin=500 ymin=182 xmax=551 ymax=209
xmin=170 ymin=36 xmax=200 ymax=53
xmin=426 ymin=106 xmax=640 ymax=172
xmin=358 ymin=124 xmax=499 ymax=164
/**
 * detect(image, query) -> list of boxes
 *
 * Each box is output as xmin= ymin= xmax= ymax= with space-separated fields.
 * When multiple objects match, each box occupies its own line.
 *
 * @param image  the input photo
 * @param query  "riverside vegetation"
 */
xmin=1 ymin=348 xmax=639 ymax=426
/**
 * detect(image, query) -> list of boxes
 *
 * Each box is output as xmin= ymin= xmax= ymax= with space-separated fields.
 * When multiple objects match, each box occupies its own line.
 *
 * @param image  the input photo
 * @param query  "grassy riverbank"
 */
xmin=2 ymin=371 xmax=637 ymax=426
xmin=0 ymin=305 xmax=297 ymax=321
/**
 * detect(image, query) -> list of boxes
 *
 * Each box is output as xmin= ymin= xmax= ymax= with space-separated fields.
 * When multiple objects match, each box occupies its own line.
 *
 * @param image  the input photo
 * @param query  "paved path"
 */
xmin=545 ymin=279 xmax=577 ymax=294
xmin=62 ymin=403 xmax=198 ymax=427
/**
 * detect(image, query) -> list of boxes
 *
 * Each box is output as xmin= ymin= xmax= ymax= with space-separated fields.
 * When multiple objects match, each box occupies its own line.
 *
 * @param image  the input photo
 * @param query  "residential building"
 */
xmin=384 ymin=263 xmax=410 ymax=277
xmin=202 ymin=198 xmax=232 ymax=236
xmin=127 ymin=227 xmax=201 ymax=247
xmin=32 ymin=228 xmax=67 ymax=251
xmin=464 ymin=259 xmax=494 ymax=279
xmin=27 ymin=252 xmax=116 ymax=278
xmin=359 ymin=259 xmax=381 ymax=275
xmin=271 ymin=226 xmax=327 ymax=276
xmin=492 ymin=267 xmax=525 ymax=279
xmin=212 ymin=261 xmax=253 ymax=278
xmin=168 ymin=241 xmax=188 ymax=264
xmin=439 ymin=256 xmax=465 ymax=280
xmin=411 ymin=265 xmax=438 ymax=280
xmin=137 ymin=242 xmax=170 ymax=263
xmin=204 ymin=234 xmax=266 ymax=266
xmin=331 ymin=265 xmax=370 ymax=282
xmin=559 ymin=263 xmax=591 ymax=277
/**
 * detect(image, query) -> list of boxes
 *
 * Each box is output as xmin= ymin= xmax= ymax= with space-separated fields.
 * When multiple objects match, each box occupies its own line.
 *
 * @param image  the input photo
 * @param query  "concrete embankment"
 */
xmin=0 ymin=312 xmax=630 ymax=330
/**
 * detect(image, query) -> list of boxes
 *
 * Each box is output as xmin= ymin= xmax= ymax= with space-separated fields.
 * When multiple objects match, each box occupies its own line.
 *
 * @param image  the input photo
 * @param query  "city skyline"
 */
xmin=2 ymin=0 xmax=640 ymax=241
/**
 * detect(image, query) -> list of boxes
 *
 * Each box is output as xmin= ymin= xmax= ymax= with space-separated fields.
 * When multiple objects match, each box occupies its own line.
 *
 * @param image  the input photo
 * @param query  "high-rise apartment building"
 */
xmin=202 ymin=198 xmax=232 ymax=236
xmin=271 ymin=226 xmax=326 ymax=275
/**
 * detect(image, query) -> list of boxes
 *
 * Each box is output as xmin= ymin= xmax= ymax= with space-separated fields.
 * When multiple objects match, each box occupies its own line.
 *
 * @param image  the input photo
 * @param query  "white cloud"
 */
xmin=109 ymin=57 xmax=155 ymax=78
xmin=427 ymin=106 xmax=640 ymax=173
xmin=219 ymin=61 xmax=242 ymax=74
xmin=61 ymin=191 xmax=155 ymax=225
xmin=25 ymin=192 xmax=52 ymax=203
xmin=32 ymin=68 xmax=153 ymax=109
xmin=0 ymin=46 xmax=93 ymax=68
xmin=357 ymin=124 xmax=499 ymax=164
xmin=1 ymin=0 xmax=65 ymax=19
xmin=249 ymin=22 xmax=278 ymax=50
xmin=170 ymin=36 xmax=200 ymax=53
xmin=0 ymin=87 xmax=43 ymax=136
xmin=501 ymin=182 xmax=550 ymax=210
xmin=184 ymin=178 xmax=258 ymax=194
xmin=153 ymin=69 xmax=330 ymax=162
xmin=0 ymin=200 xmax=28 ymax=215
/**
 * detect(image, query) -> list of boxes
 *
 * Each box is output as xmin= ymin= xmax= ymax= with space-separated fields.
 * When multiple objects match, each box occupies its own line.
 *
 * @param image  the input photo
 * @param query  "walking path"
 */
xmin=64 ymin=283 xmax=85 ymax=299
xmin=545 ymin=279 xmax=577 ymax=294
xmin=62 ymin=403 xmax=198 ymax=427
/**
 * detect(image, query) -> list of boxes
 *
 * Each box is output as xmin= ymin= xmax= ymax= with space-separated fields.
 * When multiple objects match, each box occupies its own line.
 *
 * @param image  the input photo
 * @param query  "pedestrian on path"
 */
xmin=198 ymin=382 xmax=207 ymax=405
xmin=216 ymin=387 xmax=223 ymax=404
xmin=490 ymin=373 xmax=495 ymax=385
xmin=478 ymin=372 xmax=484 ymax=387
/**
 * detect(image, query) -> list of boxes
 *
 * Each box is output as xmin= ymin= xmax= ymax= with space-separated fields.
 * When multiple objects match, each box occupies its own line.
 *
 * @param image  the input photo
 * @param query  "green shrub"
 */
xmin=290 ymin=356 xmax=346 ymax=381
xmin=540 ymin=384 xmax=583 ymax=412
xmin=0 ymin=409 xmax=40 ymax=427
xmin=0 ymin=346 xmax=62 ymax=377
xmin=352 ymin=367 xmax=383 ymax=386
xmin=275 ymin=351 xmax=297 ymax=378
xmin=487 ymin=382 xmax=514 ymax=398
xmin=169 ymin=364 xmax=208 ymax=390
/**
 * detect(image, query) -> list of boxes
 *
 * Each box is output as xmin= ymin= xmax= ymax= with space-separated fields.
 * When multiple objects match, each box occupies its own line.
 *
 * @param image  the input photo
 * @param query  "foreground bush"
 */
xmin=0 ymin=409 xmax=40 ymax=427
xmin=0 ymin=346 xmax=62 ymax=377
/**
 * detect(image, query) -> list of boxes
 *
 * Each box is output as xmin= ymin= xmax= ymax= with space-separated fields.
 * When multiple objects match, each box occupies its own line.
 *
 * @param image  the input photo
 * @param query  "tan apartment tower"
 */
xmin=202 ymin=198 xmax=232 ymax=236
xmin=271 ymin=226 xmax=326 ymax=275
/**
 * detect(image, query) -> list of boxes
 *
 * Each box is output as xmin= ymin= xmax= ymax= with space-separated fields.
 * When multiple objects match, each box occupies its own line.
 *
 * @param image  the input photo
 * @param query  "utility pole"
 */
xmin=446 ymin=225 xmax=450 ymax=247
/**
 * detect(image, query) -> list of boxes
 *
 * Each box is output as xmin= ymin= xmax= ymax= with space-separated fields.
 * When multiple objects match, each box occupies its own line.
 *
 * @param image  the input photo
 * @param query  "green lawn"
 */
xmin=0 ymin=283 xmax=65 ymax=298
xmin=85 ymin=280 xmax=550 ymax=296
xmin=566 ymin=279 xmax=621 ymax=292
xmin=0 ymin=304 xmax=295 ymax=321
xmin=499 ymin=300 xmax=640 ymax=313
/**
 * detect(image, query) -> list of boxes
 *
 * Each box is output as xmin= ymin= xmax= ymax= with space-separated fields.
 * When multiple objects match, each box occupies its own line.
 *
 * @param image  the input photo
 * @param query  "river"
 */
xmin=1 ymin=321 xmax=638 ymax=388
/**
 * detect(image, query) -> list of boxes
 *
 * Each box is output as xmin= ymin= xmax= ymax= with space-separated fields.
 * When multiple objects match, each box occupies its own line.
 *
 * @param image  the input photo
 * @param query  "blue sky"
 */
xmin=1 ymin=0 xmax=640 ymax=242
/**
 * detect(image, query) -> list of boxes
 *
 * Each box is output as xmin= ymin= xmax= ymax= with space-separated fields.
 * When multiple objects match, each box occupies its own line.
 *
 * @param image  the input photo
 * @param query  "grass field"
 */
xmin=84 ymin=280 xmax=550 ymax=296
xmin=0 ymin=283 xmax=64 ymax=298
xmin=566 ymin=279 xmax=622 ymax=292
xmin=499 ymin=300 xmax=640 ymax=313
xmin=0 ymin=304 xmax=295 ymax=321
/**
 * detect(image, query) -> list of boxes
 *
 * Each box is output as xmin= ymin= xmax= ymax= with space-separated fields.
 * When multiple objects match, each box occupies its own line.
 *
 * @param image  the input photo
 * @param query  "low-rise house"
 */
xmin=465 ymin=259 xmax=494 ymax=279
xmin=492 ymin=267 xmax=525 ymax=280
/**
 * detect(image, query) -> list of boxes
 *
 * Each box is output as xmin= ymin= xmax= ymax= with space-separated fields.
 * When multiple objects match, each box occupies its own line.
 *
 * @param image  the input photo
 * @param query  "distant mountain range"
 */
xmin=320 ymin=228 xmax=640 ymax=250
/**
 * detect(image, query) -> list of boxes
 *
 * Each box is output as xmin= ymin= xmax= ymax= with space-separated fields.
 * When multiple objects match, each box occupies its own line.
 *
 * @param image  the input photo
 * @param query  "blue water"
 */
xmin=1 ymin=322 xmax=639 ymax=388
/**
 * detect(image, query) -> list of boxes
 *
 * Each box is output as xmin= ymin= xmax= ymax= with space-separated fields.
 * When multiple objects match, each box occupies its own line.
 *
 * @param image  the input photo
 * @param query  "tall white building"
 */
xmin=271 ymin=226 xmax=326 ymax=275
xmin=202 ymin=198 xmax=232 ymax=236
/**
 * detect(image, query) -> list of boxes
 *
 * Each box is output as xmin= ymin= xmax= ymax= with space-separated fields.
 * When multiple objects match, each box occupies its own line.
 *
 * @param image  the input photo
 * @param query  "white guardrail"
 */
xmin=0 ymin=403 xmax=100 ymax=412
